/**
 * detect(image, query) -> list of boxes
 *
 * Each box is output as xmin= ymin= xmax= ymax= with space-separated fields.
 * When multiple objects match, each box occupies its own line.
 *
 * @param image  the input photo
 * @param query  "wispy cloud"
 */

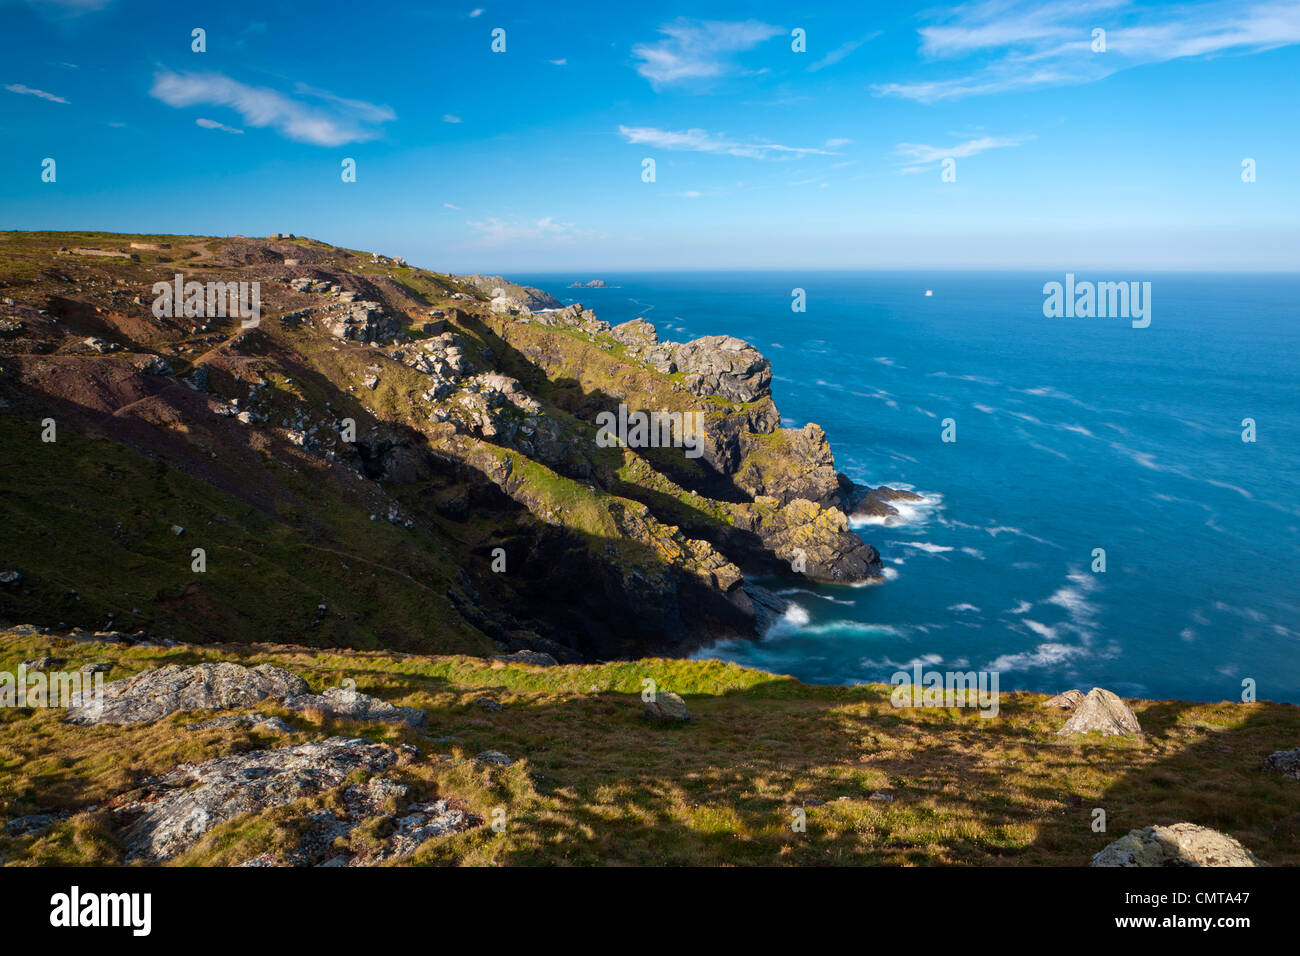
xmin=894 ymin=134 xmax=1029 ymax=172
xmin=443 ymin=114 xmax=462 ymax=123
xmin=5 ymin=83 xmax=68 ymax=103
xmin=619 ymin=125 xmax=834 ymax=159
xmin=632 ymin=18 xmax=782 ymax=88
xmin=149 ymin=70 xmax=395 ymax=146
xmin=876 ymin=0 xmax=1300 ymax=102
xmin=808 ymin=32 xmax=880 ymax=71
xmin=548 ymin=58 xmax=567 ymax=66
xmin=467 ymin=216 xmax=579 ymax=245
xmin=196 ymin=117 xmax=243 ymax=134
xmin=468 ymin=7 xmax=483 ymax=17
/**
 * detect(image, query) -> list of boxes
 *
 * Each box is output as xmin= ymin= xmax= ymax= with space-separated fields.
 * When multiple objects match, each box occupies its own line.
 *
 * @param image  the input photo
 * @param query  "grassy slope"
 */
xmin=1 ymin=630 xmax=1296 ymax=867
xmin=0 ymin=415 xmax=491 ymax=655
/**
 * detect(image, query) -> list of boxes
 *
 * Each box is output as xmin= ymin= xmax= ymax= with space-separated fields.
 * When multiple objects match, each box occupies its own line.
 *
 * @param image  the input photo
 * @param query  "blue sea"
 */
xmin=516 ymin=272 xmax=1300 ymax=703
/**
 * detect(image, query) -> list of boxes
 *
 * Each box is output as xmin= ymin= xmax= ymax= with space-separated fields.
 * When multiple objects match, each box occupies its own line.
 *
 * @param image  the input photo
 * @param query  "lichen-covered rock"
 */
xmin=1057 ymin=687 xmax=1143 ymax=737
xmin=66 ymin=662 xmax=310 ymax=726
xmin=282 ymin=686 xmax=427 ymax=728
xmin=644 ymin=691 xmax=690 ymax=721
xmin=610 ymin=318 xmax=658 ymax=346
xmin=1263 ymin=747 xmax=1300 ymax=780
xmin=1091 ymin=823 xmax=1264 ymax=867
xmin=114 ymin=738 xmax=398 ymax=862
xmin=734 ymin=496 xmax=883 ymax=583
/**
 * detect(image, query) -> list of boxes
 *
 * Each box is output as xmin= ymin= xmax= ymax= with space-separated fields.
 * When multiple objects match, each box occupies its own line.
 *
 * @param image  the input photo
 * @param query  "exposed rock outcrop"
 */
xmin=844 ymin=483 xmax=927 ymax=522
xmin=1091 ymin=823 xmax=1264 ymax=867
xmin=1263 ymin=747 xmax=1300 ymax=780
xmin=1057 ymin=688 xmax=1143 ymax=737
xmin=66 ymin=662 xmax=309 ymax=725
xmin=282 ymin=686 xmax=427 ymax=728
xmin=670 ymin=335 xmax=772 ymax=404
xmin=66 ymin=662 xmax=425 ymax=728
xmin=114 ymin=737 xmax=400 ymax=862
xmin=455 ymin=274 xmax=561 ymax=312
xmin=733 ymin=497 xmax=883 ymax=582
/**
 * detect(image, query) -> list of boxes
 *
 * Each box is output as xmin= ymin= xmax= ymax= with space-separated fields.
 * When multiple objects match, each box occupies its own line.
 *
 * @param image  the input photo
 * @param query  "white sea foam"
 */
xmin=897 ymin=541 xmax=954 ymax=554
xmin=775 ymin=587 xmax=854 ymax=606
xmin=781 ymin=603 xmax=811 ymax=627
xmin=948 ymin=603 xmax=980 ymax=613
xmin=849 ymin=489 xmax=943 ymax=529
xmin=986 ymin=641 xmax=1086 ymax=671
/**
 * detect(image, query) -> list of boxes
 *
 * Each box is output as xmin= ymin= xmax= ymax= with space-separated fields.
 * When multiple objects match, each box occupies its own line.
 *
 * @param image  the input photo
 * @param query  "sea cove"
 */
xmin=518 ymin=270 xmax=1300 ymax=703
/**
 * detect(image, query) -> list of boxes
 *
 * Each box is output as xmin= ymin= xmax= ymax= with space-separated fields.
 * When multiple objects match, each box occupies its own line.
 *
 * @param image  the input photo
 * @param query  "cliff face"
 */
xmin=0 ymin=232 xmax=882 ymax=662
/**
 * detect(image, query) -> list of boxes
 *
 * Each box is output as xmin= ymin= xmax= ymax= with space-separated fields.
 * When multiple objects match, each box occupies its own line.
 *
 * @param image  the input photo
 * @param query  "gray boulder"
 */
xmin=66 ymin=662 xmax=310 ymax=726
xmin=1057 ymin=687 xmax=1142 ymax=737
xmin=644 ymin=691 xmax=690 ymax=722
xmin=1263 ymin=747 xmax=1300 ymax=780
xmin=282 ymin=686 xmax=427 ymax=728
xmin=1091 ymin=823 xmax=1264 ymax=867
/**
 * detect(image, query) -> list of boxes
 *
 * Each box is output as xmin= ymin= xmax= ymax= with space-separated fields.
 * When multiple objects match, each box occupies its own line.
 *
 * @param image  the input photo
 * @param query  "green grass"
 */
xmin=1 ymin=630 xmax=1297 ymax=866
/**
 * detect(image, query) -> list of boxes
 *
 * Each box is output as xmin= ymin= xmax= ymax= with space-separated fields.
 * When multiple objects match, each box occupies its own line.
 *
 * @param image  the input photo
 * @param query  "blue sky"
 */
xmin=2 ymin=0 xmax=1298 ymax=271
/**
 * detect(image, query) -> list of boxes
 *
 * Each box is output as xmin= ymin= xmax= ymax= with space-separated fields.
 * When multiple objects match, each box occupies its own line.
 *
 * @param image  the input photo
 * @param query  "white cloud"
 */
xmin=468 ymin=7 xmax=483 ymax=17
xmin=825 ymin=137 xmax=851 ymax=148
xmin=443 ymin=114 xmax=462 ymax=123
xmin=149 ymin=70 xmax=394 ymax=146
xmin=549 ymin=58 xmax=567 ymax=66
xmin=894 ymin=135 xmax=1029 ymax=166
xmin=632 ymin=18 xmax=782 ymax=88
xmin=5 ymin=83 xmax=68 ymax=103
xmin=876 ymin=0 xmax=1300 ymax=101
xmin=808 ymin=32 xmax=880 ymax=71
xmin=196 ymin=117 xmax=243 ymax=134
xmin=618 ymin=125 xmax=835 ymax=159
xmin=443 ymin=202 xmax=460 ymax=210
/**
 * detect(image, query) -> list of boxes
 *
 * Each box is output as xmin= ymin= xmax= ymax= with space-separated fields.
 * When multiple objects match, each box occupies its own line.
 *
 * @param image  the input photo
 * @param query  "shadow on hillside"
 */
xmin=4 ymin=291 xmax=813 ymax=662
xmin=419 ymin=685 xmax=1300 ymax=866
xmin=1021 ymin=698 xmax=1300 ymax=866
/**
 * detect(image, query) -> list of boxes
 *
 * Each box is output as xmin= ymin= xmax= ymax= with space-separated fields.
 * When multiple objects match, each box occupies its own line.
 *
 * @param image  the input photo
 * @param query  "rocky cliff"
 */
xmin=0 ymin=232 xmax=890 ymax=662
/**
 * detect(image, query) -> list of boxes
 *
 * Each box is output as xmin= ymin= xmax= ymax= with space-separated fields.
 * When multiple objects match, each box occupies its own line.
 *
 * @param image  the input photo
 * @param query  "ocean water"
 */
xmin=515 ymin=271 xmax=1300 ymax=703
